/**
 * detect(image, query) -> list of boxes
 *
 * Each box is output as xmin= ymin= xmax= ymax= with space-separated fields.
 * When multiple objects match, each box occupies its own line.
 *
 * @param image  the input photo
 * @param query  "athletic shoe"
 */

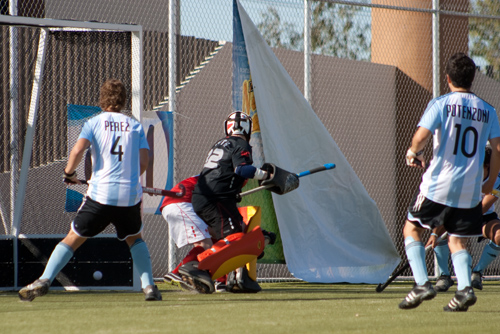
xmin=143 ymin=285 xmax=162 ymax=301
xmin=471 ymin=271 xmax=483 ymax=291
xmin=18 ymin=278 xmax=50 ymax=302
xmin=178 ymin=261 xmax=215 ymax=294
xmin=214 ymin=281 xmax=227 ymax=293
xmin=443 ymin=286 xmax=476 ymax=312
xmin=434 ymin=274 xmax=454 ymax=292
xmin=164 ymin=272 xmax=195 ymax=291
xmin=398 ymin=281 xmax=437 ymax=309
xmin=226 ymin=267 xmax=262 ymax=293
xmin=262 ymin=229 xmax=277 ymax=245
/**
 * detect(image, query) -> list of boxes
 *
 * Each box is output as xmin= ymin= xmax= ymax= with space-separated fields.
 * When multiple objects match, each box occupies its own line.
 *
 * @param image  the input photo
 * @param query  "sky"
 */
xmin=179 ymin=0 xmax=489 ymax=69
xmin=180 ymin=0 xmax=303 ymax=42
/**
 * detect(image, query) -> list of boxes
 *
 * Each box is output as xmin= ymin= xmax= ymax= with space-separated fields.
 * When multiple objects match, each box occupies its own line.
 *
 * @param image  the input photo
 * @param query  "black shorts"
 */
xmin=72 ymin=196 xmax=143 ymax=241
xmin=407 ymin=192 xmax=482 ymax=236
xmin=192 ymin=195 xmax=243 ymax=240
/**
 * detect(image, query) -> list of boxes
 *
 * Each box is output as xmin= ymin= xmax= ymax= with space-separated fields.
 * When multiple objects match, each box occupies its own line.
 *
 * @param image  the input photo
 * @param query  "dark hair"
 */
xmin=484 ymin=145 xmax=492 ymax=167
xmin=99 ymin=79 xmax=127 ymax=111
xmin=445 ymin=53 xmax=476 ymax=89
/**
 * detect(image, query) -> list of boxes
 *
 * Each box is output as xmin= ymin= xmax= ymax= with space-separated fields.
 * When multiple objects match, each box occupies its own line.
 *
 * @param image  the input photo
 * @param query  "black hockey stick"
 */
xmin=239 ymin=163 xmax=336 ymax=197
xmin=375 ymin=231 xmax=448 ymax=292
xmin=67 ymin=179 xmax=186 ymax=198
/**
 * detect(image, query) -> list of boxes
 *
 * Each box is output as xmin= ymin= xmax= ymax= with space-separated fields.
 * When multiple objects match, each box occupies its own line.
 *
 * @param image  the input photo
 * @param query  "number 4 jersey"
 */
xmin=78 ymin=111 xmax=149 ymax=206
xmin=418 ymin=92 xmax=500 ymax=208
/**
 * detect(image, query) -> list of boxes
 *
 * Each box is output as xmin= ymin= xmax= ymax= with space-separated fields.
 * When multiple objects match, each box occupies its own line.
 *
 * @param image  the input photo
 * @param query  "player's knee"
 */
xmin=404 ymin=236 xmax=418 ymax=247
xmin=494 ymin=233 xmax=500 ymax=247
xmin=129 ymin=237 xmax=144 ymax=248
xmin=194 ymin=238 xmax=213 ymax=250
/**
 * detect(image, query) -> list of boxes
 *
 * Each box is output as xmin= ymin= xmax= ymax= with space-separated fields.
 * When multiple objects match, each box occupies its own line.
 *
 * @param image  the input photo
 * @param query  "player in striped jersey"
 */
xmin=399 ymin=53 xmax=500 ymax=312
xmin=428 ymin=146 xmax=500 ymax=291
xmin=19 ymin=79 xmax=161 ymax=302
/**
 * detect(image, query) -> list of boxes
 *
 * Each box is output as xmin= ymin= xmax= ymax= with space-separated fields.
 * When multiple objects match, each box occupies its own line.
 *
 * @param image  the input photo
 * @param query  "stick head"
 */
xmin=260 ymin=163 xmax=299 ymax=195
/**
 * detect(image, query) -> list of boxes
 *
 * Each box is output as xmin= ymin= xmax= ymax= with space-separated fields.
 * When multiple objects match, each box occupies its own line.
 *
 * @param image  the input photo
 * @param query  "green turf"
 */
xmin=2 ymin=281 xmax=499 ymax=334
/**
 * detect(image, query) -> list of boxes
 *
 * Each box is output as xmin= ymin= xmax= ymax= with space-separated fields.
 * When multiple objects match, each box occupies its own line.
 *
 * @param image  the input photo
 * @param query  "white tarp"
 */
xmin=237 ymin=0 xmax=400 ymax=283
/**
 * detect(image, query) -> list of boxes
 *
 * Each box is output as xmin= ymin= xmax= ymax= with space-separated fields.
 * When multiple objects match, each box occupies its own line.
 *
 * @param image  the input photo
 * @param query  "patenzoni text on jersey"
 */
xmin=446 ymin=104 xmax=489 ymax=123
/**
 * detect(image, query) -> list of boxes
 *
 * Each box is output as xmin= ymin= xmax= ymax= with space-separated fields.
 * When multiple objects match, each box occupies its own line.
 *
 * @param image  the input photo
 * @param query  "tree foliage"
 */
xmin=469 ymin=0 xmax=500 ymax=80
xmin=256 ymin=2 xmax=370 ymax=61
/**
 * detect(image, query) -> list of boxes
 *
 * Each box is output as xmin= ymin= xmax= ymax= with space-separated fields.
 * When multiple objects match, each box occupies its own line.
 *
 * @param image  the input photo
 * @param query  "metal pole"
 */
xmin=304 ymin=0 xmax=311 ymax=103
xmin=9 ymin=0 xmax=18 ymax=237
xmin=9 ymin=0 xmax=19 ymax=291
xmin=12 ymin=28 xmax=48 ymax=288
xmin=131 ymin=28 xmax=143 ymax=291
xmin=167 ymin=0 xmax=178 ymax=273
xmin=168 ymin=0 xmax=177 ymax=114
xmin=131 ymin=29 xmax=143 ymax=122
xmin=432 ymin=0 xmax=440 ymax=279
xmin=432 ymin=0 xmax=440 ymax=99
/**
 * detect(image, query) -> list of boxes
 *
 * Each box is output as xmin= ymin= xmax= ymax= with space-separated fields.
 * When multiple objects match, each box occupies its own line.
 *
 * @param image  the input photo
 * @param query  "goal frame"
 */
xmin=0 ymin=14 xmax=143 ymax=291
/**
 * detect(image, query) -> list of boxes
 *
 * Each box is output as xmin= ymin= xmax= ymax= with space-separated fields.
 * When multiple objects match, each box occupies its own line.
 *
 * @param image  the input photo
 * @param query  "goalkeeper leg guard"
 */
xmin=197 ymin=226 xmax=265 ymax=280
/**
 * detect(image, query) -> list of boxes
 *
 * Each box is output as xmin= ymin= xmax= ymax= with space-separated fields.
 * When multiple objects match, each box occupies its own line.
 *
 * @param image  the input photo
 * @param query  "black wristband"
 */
xmin=63 ymin=170 xmax=76 ymax=178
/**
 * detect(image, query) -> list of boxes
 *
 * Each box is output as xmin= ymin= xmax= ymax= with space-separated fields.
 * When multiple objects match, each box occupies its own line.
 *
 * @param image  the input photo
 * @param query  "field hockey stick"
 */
xmin=375 ymin=231 xmax=448 ymax=292
xmin=68 ymin=179 xmax=186 ymax=198
xmin=240 ymin=163 xmax=336 ymax=197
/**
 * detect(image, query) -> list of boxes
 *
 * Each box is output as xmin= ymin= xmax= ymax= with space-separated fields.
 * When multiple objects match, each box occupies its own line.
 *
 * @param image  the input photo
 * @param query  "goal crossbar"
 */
xmin=0 ymin=14 xmax=141 ymax=32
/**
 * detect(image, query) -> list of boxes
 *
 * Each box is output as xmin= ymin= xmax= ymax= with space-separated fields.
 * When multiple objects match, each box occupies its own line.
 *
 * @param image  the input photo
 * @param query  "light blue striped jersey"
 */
xmin=418 ymin=92 xmax=500 ymax=208
xmin=79 ymin=112 xmax=149 ymax=206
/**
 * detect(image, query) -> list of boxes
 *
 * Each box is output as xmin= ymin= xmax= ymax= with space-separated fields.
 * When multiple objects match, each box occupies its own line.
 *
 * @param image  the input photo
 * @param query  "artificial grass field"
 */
xmin=2 ymin=281 xmax=500 ymax=334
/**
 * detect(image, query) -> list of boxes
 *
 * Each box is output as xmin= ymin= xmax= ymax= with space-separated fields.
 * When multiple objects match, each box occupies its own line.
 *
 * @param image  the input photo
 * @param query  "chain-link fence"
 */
xmin=2 ymin=0 xmax=500 ymax=283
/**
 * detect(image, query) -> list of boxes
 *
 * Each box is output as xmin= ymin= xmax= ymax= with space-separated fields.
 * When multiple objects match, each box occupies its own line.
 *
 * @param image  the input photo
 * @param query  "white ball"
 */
xmin=93 ymin=271 xmax=103 ymax=280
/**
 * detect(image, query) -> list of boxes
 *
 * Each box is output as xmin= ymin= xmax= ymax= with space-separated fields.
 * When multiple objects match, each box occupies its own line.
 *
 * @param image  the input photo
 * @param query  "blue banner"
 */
xmin=233 ymin=0 xmax=283 ymax=263
xmin=232 ymin=0 xmax=249 ymax=113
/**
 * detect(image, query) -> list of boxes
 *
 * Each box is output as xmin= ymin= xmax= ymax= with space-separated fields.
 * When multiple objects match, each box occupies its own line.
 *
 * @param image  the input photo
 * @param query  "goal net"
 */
xmin=0 ymin=14 xmax=297 ymax=291
xmin=0 ymin=15 xmax=145 ymax=290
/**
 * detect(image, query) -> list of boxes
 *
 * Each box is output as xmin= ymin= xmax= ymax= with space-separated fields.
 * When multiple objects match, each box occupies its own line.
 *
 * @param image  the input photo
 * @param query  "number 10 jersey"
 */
xmin=418 ymin=92 xmax=500 ymax=208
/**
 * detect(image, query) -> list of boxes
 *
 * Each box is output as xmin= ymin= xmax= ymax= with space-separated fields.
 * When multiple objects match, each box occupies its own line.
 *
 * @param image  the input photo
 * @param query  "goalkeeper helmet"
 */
xmin=225 ymin=111 xmax=252 ymax=140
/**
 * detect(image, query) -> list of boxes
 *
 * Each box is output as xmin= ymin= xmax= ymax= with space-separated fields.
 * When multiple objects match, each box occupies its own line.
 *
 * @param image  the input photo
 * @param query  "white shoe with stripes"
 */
xmin=399 ymin=281 xmax=437 ymax=310
xmin=443 ymin=287 xmax=476 ymax=312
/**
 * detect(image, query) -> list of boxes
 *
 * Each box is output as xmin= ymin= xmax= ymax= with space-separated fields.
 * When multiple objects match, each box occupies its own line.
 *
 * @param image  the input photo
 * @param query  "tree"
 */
xmin=257 ymin=6 xmax=302 ymax=50
xmin=256 ymin=2 xmax=370 ymax=61
xmin=469 ymin=0 xmax=500 ymax=81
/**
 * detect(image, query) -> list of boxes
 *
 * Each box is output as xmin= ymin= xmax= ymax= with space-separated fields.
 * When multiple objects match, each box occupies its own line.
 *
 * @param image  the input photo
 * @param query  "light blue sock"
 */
xmin=473 ymin=241 xmax=500 ymax=274
xmin=405 ymin=236 xmax=428 ymax=286
xmin=129 ymin=239 xmax=154 ymax=289
xmin=40 ymin=242 xmax=74 ymax=283
xmin=434 ymin=239 xmax=451 ymax=276
xmin=451 ymin=249 xmax=472 ymax=290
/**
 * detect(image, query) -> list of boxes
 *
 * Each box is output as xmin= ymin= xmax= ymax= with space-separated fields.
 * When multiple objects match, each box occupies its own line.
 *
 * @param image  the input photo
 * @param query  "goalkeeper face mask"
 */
xmin=225 ymin=111 xmax=252 ymax=140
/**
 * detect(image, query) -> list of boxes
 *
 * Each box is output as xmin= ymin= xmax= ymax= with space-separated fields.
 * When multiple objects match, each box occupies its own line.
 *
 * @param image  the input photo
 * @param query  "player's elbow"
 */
xmin=490 ymin=137 xmax=500 ymax=154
